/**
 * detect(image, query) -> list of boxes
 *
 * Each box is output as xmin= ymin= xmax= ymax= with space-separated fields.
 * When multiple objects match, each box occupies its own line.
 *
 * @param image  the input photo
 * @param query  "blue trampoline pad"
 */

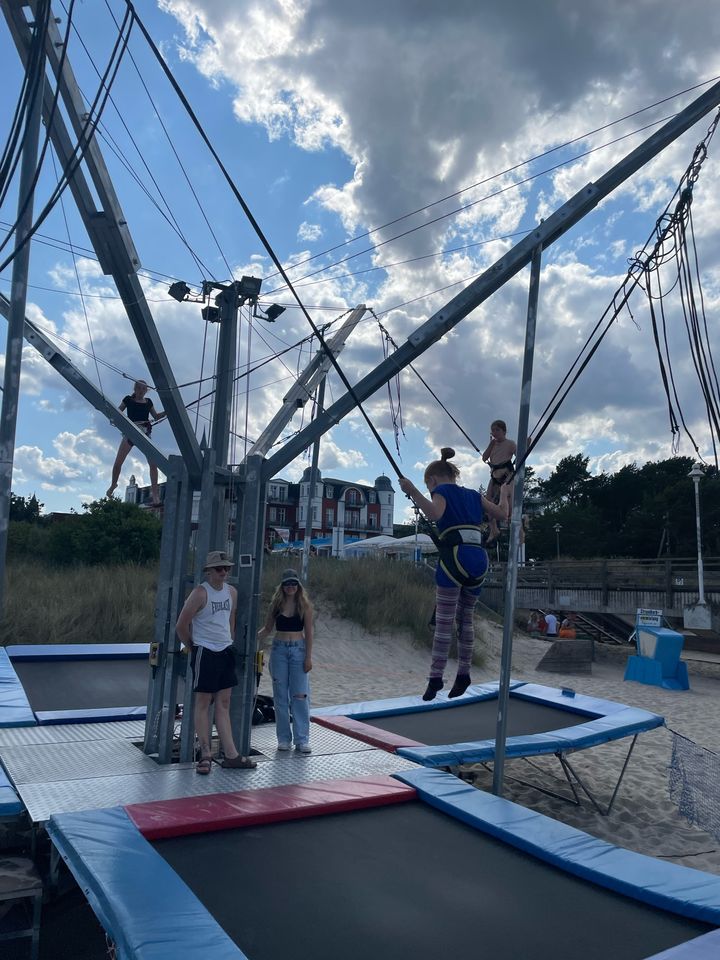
xmin=47 ymin=770 xmax=720 ymax=960
xmin=0 ymin=644 xmax=178 ymax=725
xmin=313 ymin=681 xmax=664 ymax=768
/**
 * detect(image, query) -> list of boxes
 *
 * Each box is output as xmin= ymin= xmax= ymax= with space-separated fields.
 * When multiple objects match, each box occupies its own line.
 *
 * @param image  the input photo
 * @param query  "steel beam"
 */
xmin=248 ymin=305 xmax=366 ymax=460
xmin=2 ymin=0 xmax=202 ymax=479
xmin=264 ymin=79 xmax=720 ymax=481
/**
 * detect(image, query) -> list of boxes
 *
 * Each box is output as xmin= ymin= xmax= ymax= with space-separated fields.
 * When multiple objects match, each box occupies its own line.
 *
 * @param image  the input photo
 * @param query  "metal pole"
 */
xmin=554 ymin=523 xmax=562 ymax=560
xmin=690 ymin=464 xmax=705 ymax=604
xmin=0 ymin=62 xmax=44 ymax=615
xmin=301 ymin=379 xmax=326 ymax=584
xmin=493 ymin=245 xmax=542 ymax=797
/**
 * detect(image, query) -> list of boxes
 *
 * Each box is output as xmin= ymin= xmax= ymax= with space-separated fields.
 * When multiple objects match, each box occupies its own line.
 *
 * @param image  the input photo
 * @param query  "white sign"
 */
xmin=637 ymin=608 xmax=663 ymax=627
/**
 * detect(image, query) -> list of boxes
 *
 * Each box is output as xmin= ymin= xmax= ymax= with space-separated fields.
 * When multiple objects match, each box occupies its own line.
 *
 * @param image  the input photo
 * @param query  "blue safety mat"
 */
xmin=394 ymin=768 xmax=720 ymax=924
xmin=0 ymin=648 xmax=35 ymax=727
xmin=48 ymin=806 xmax=245 ymax=960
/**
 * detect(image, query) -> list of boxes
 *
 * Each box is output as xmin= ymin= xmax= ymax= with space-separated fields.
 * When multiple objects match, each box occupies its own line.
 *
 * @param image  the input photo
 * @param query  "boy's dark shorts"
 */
xmin=191 ymin=645 xmax=237 ymax=693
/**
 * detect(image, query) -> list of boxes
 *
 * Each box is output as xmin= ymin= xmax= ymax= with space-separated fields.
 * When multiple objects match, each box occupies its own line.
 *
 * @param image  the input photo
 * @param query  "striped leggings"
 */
xmin=429 ymin=585 xmax=479 ymax=679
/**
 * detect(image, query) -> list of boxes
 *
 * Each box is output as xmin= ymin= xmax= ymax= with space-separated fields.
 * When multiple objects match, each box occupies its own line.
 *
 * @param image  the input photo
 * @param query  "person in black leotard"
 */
xmin=257 ymin=568 xmax=314 ymax=753
xmin=106 ymin=379 xmax=165 ymax=505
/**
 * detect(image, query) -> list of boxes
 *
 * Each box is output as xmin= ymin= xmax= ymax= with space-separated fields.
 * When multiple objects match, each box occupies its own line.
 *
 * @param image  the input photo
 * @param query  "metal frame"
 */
xmin=464 ymin=732 xmax=641 ymax=816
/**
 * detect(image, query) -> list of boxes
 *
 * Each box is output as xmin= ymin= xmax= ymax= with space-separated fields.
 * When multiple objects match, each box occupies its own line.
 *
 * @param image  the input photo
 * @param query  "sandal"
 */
xmin=221 ymin=755 xmax=257 ymax=770
xmin=196 ymin=757 xmax=212 ymax=775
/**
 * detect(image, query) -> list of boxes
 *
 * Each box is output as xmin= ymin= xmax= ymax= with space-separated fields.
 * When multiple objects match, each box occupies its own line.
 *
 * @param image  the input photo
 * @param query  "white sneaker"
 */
xmin=295 ymin=743 xmax=312 ymax=754
xmin=277 ymin=742 xmax=292 ymax=751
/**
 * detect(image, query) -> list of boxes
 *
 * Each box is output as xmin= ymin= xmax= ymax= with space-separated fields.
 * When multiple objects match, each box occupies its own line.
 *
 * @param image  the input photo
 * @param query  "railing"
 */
xmin=481 ymin=557 xmax=720 ymax=617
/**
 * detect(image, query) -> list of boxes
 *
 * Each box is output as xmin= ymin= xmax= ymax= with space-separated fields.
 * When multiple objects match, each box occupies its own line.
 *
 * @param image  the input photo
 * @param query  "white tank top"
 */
xmin=192 ymin=581 xmax=233 ymax=652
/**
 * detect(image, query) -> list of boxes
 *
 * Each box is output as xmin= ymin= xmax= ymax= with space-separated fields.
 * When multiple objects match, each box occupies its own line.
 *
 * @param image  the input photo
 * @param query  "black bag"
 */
xmin=252 ymin=694 xmax=275 ymax=725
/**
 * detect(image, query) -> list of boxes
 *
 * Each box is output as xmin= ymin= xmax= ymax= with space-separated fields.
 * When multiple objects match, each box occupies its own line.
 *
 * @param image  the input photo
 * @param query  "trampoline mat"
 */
xmin=11 ymin=658 xmax=171 ymax=711
xmin=359 ymin=696 xmax=591 ymax=745
xmin=152 ymin=804 xmax=711 ymax=960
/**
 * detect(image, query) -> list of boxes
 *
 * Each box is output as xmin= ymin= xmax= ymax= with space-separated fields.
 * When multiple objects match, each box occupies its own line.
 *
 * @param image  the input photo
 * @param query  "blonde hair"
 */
xmin=267 ymin=580 xmax=313 ymax=621
xmin=424 ymin=446 xmax=460 ymax=484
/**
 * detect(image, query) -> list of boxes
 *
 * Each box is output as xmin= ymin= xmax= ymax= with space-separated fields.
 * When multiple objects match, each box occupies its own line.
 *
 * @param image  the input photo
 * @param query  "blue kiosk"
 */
xmin=624 ymin=608 xmax=690 ymax=690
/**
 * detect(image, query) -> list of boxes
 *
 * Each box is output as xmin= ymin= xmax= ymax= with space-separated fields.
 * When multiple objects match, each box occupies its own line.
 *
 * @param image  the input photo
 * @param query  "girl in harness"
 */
xmin=482 ymin=419 xmax=516 ymax=542
xmin=400 ymin=447 xmax=510 ymax=701
xmin=106 ymin=379 xmax=165 ymax=506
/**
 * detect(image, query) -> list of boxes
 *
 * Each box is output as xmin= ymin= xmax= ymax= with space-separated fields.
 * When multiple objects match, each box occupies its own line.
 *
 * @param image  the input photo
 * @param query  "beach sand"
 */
xmin=259 ymin=606 xmax=720 ymax=877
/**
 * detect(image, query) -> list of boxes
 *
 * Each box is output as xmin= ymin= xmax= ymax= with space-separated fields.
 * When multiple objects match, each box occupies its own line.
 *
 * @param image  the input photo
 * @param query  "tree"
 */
xmin=48 ymin=498 xmax=161 ymax=566
xmin=538 ymin=454 xmax=591 ymax=506
xmin=9 ymin=492 xmax=44 ymax=522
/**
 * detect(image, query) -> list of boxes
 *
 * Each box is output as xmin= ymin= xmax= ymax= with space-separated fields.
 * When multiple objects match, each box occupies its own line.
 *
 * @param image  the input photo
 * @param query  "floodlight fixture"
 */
xmin=253 ymin=302 xmax=286 ymax=323
xmin=168 ymin=280 xmax=191 ymax=302
xmin=201 ymin=305 xmax=221 ymax=323
xmin=264 ymin=303 xmax=286 ymax=322
xmin=238 ymin=275 xmax=262 ymax=303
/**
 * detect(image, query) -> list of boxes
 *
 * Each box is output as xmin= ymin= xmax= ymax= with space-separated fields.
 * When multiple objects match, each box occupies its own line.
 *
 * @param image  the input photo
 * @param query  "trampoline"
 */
xmin=312 ymin=681 xmax=665 ymax=813
xmin=0 ymin=644 xmax=167 ymax=726
xmin=47 ymin=768 xmax=720 ymax=960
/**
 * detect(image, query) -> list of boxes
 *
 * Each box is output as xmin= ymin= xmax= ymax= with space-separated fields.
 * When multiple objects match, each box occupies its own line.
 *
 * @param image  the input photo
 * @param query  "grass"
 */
xmin=2 ymin=556 xmax=489 ymax=663
xmin=1 ymin=561 xmax=158 ymax=645
xmin=262 ymin=554 xmax=437 ymax=642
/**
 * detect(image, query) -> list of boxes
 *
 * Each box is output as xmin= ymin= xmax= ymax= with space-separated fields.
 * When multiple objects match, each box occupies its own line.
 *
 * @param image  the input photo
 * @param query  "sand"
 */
xmin=259 ymin=606 xmax=720 ymax=877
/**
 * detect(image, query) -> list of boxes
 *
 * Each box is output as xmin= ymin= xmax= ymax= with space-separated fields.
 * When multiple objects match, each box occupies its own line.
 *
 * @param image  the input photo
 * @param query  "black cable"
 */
xmin=521 ymin=109 xmax=720 ymax=476
xmin=263 ymin=75 xmax=720 ymax=282
xmin=263 ymin=115 xmax=675 ymax=296
xmin=0 ymin=4 xmax=133 ymax=274
xmin=0 ymin=0 xmax=53 ymax=210
xmin=370 ymin=309 xmax=481 ymax=453
xmin=130 ymin=2 xmax=405 ymax=479
xmin=0 ymin=0 xmax=75 ymax=247
xmin=101 ymin=0 xmax=235 ymax=282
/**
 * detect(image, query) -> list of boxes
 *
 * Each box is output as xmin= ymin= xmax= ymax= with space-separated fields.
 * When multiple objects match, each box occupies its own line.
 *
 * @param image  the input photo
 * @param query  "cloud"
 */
xmin=12 ymin=1 xmax=720 ymax=513
xmin=297 ymin=221 xmax=323 ymax=242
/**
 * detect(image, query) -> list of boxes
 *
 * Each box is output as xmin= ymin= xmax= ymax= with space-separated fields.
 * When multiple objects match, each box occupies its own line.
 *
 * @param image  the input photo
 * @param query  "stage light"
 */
xmin=201 ymin=305 xmax=220 ymax=323
xmin=168 ymin=281 xmax=191 ymax=302
xmin=238 ymin=276 xmax=262 ymax=301
xmin=264 ymin=303 xmax=286 ymax=322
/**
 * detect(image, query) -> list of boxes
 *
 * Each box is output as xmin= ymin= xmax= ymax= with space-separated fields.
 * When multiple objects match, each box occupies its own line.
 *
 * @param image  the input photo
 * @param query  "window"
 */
xmin=276 ymin=508 xmax=286 ymax=524
xmin=313 ymin=506 xmax=319 ymax=521
xmin=346 ymin=489 xmax=360 ymax=506
xmin=368 ymin=491 xmax=376 ymax=504
xmin=325 ymin=485 xmax=334 ymax=499
xmin=325 ymin=509 xmax=334 ymax=527
xmin=268 ymin=507 xmax=276 ymax=522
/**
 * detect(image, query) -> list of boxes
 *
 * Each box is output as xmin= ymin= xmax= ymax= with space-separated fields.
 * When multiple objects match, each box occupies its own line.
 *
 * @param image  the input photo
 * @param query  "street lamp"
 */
xmin=688 ymin=461 xmax=706 ymax=605
xmin=553 ymin=523 xmax=562 ymax=560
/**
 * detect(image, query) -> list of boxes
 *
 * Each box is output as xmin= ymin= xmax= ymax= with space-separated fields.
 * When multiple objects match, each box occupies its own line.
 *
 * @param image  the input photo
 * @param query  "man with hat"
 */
xmin=175 ymin=550 xmax=256 ymax=772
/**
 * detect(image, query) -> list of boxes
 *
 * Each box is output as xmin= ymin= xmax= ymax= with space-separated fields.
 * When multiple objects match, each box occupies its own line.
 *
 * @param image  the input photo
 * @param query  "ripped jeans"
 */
xmin=270 ymin=640 xmax=310 ymax=746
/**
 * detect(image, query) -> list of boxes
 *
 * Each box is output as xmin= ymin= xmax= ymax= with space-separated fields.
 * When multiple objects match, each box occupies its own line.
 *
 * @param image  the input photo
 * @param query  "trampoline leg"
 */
xmin=560 ymin=734 xmax=639 ymax=817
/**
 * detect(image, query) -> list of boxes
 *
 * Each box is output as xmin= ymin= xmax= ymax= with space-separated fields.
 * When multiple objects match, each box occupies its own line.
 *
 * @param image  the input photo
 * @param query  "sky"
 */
xmin=2 ymin=0 xmax=720 ymax=523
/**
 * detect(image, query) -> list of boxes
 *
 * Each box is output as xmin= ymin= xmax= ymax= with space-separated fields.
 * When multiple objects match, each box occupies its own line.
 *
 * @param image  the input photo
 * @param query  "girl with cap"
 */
xmin=176 ymin=550 xmax=256 ymax=772
xmin=257 ymin=568 xmax=314 ymax=753
xmin=400 ymin=447 xmax=510 ymax=701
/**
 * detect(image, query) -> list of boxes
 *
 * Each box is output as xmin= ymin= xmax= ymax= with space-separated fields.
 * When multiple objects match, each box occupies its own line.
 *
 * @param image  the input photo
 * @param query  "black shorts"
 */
xmin=127 ymin=421 xmax=151 ymax=450
xmin=191 ymin=645 xmax=237 ymax=693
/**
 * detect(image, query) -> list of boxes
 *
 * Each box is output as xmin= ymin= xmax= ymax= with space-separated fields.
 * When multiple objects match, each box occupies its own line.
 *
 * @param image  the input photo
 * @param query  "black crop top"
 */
xmin=275 ymin=612 xmax=304 ymax=632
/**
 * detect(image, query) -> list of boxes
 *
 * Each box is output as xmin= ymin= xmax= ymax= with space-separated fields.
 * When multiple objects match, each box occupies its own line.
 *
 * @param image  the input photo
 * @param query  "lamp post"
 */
xmin=553 ymin=523 xmax=562 ymax=560
xmin=689 ymin=462 xmax=706 ymax=605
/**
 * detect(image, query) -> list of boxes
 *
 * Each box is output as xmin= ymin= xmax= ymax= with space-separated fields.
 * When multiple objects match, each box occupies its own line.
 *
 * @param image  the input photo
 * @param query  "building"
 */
xmin=125 ymin=470 xmax=395 ymax=548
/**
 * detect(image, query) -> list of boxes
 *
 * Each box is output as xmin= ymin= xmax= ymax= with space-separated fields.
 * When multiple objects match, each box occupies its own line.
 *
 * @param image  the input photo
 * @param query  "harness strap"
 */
xmin=436 ymin=524 xmax=488 ymax=589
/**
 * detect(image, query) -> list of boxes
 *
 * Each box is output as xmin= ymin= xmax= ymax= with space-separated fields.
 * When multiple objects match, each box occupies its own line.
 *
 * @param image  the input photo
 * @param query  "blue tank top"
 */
xmin=433 ymin=484 xmax=487 ymax=589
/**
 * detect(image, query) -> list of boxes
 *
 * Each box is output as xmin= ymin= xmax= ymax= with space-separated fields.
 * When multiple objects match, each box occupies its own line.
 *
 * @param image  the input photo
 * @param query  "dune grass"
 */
xmin=261 ymin=554 xmax=437 ymax=641
xmin=1 ymin=561 xmax=158 ymax=645
xmin=2 ymin=556 xmax=486 ymax=656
